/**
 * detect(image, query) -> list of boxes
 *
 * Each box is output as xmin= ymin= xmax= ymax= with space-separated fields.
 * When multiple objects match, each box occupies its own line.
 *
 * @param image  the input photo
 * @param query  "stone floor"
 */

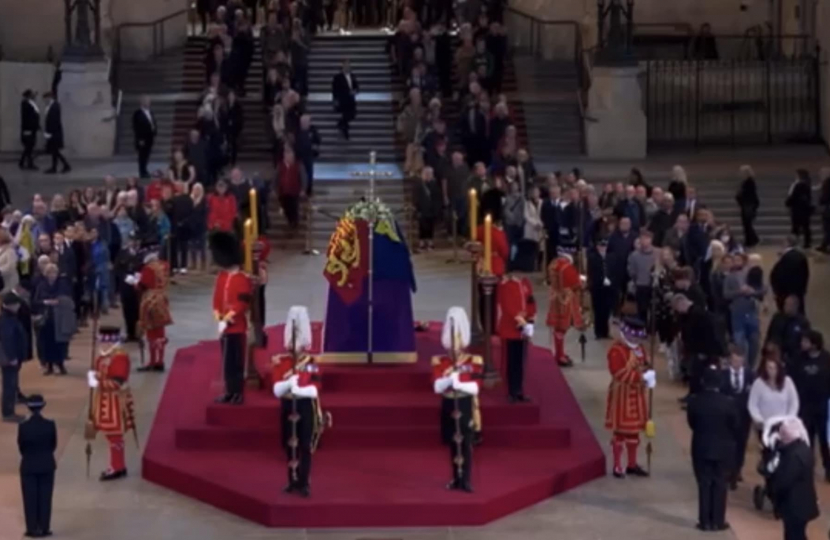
xmin=0 ymin=245 xmax=828 ymax=540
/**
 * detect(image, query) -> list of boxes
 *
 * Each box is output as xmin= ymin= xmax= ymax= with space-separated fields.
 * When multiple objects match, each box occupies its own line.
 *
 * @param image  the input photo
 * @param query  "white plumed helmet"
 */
xmin=284 ymin=306 xmax=312 ymax=351
xmin=441 ymin=307 xmax=470 ymax=351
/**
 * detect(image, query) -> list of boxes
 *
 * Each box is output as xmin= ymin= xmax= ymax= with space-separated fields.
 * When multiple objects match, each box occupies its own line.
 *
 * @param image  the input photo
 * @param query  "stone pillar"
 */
xmin=585 ymin=66 xmax=647 ymax=159
xmin=58 ymin=61 xmax=115 ymax=158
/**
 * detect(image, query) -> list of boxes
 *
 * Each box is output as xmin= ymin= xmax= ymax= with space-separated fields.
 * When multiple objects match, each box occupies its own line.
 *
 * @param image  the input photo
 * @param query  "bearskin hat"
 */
xmin=480 ymin=188 xmax=503 ymax=224
xmin=210 ymin=231 xmax=242 ymax=269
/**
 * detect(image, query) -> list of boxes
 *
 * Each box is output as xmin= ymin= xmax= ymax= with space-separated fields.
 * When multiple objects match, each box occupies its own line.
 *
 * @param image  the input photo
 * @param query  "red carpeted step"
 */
xmin=143 ymin=446 xmax=605 ymax=527
xmin=175 ymin=424 xmax=572 ymax=451
xmin=205 ymin=391 xmax=541 ymax=428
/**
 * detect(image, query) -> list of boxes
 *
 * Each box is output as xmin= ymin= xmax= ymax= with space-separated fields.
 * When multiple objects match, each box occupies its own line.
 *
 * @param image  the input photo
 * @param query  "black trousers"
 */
xmin=120 ymin=286 xmax=140 ymax=340
xmin=1 ymin=365 xmax=19 ymax=417
xmin=441 ymin=396 xmax=473 ymax=486
xmin=693 ymin=457 xmax=728 ymax=528
xmin=801 ymin=411 xmax=830 ymax=473
xmin=137 ymin=142 xmax=153 ymax=178
xmin=221 ymin=333 xmax=245 ymax=396
xmin=634 ymin=285 xmax=652 ymax=328
xmin=227 ymin=133 xmax=240 ymax=165
xmin=740 ymin=208 xmax=759 ymax=247
xmin=592 ymin=287 xmax=612 ymax=339
xmin=505 ymin=338 xmax=526 ymax=399
xmin=731 ymin=411 xmax=751 ymax=481
xmin=687 ymin=354 xmax=713 ymax=395
xmin=281 ymin=397 xmax=315 ymax=489
xmin=790 ymin=212 xmax=811 ymax=248
xmin=21 ymin=472 xmax=54 ymax=535
xmin=279 ymin=195 xmax=300 ymax=229
xmin=47 ymin=143 xmax=70 ymax=172
xmin=19 ymin=134 xmax=36 ymax=168
xmin=170 ymin=228 xmax=190 ymax=270
xmin=821 ymin=206 xmax=830 ymax=249
xmin=783 ymin=518 xmax=807 ymax=540
xmin=418 ymin=217 xmax=435 ymax=240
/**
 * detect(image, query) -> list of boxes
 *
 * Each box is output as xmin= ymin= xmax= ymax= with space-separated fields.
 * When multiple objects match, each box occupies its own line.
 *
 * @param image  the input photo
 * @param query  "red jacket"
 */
xmin=431 ymin=354 xmax=482 ymax=396
xmin=271 ymin=355 xmax=321 ymax=393
xmin=497 ymin=276 xmax=536 ymax=340
xmin=207 ymin=193 xmax=238 ymax=232
xmin=93 ymin=349 xmax=135 ymax=435
xmin=213 ymin=269 xmax=252 ymax=334
xmin=475 ymin=224 xmax=509 ymax=277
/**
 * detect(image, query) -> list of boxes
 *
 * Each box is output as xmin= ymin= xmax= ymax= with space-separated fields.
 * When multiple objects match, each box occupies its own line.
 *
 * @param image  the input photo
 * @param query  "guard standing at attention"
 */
xmin=498 ymin=270 xmax=537 ymax=403
xmin=18 ymin=394 xmax=56 ymax=538
xmin=272 ymin=306 xmax=323 ymax=497
xmin=687 ymin=366 xmax=738 ymax=532
xmin=87 ymin=326 xmax=136 ymax=481
xmin=432 ymin=307 xmax=482 ymax=493
xmin=211 ymin=231 xmax=253 ymax=405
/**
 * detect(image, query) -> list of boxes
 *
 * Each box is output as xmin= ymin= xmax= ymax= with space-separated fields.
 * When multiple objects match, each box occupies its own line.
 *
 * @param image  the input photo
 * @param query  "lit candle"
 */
xmin=249 ymin=188 xmax=258 ymax=236
xmin=244 ymin=219 xmax=253 ymax=273
xmin=469 ymin=188 xmax=477 ymax=241
xmin=483 ymin=214 xmax=492 ymax=275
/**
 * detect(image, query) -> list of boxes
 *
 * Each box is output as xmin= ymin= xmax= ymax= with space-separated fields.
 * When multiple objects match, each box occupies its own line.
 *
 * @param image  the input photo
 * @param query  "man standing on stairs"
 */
xmin=132 ymin=96 xmax=157 ymax=179
xmin=272 ymin=306 xmax=323 ymax=498
xmin=332 ymin=59 xmax=359 ymax=140
xmin=43 ymin=92 xmax=71 ymax=174
xmin=18 ymin=89 xmax=40 ymax=171
xmin=432 ymin=307 xmax=481 ymax=493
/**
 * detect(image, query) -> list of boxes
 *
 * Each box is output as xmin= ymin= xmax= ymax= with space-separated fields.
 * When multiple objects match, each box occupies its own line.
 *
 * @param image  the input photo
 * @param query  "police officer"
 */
xmin=18 ymin=394 xmax=57 ymax=538
xmin=1 ymin=292 xmax=28 ymax=423
xmin=687 ymin=366 xmax=739 ymax=532
xmin=115 ymin=233 xmax=142 ymax=342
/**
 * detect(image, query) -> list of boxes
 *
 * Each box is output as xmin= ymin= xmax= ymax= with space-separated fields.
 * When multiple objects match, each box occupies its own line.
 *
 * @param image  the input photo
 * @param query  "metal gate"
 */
xmin=645 ymin=55 xmax=822 ymax=147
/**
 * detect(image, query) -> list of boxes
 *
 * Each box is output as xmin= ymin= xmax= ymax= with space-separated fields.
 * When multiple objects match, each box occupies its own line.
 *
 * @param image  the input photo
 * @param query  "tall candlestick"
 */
xmin=249 ymin=188 xmax=258 ymax=236
xmin=244 ymin=219 xmax=253 ymax=273
xmin=469 ymin=188 xmax=477 ymax=241
xmin=483 ymin=214 xmax=492 ymax=275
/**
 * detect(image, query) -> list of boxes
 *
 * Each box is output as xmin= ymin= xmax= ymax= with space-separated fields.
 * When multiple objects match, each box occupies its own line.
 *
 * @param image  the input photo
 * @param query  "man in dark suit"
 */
xmin=770 ymin=236 xmax=809 ymax=313
xmin=43 ymin=92 xmax=70 ymax=174
xmin=785 ymin=168 xmax=814 ymax=249
xmin=19 ymin=90 xmax=40 ymax=171
xmin=132 ymin=95 xmax=157 ymax=178
xmin=721 ymin=348 xmax=755 ymax=489
xmin=331 ymin=59 xmax=358 ymax=139
xmin=818 ymin=168 xmax=830 ymax=253
xmin=771 ymin=418 xmax=820 ymax=540
xmin=587 ymin=239 xmax=613 ymax=339
xmin=18 ymin=394 xmax=56 ymax=538
xmin=791 ymin=330 xmax=830 ymax=482
xmin=0 ymin=293 xmax=28 ymax=423
xmin=687 ymin=366 xmax=739 ymax=532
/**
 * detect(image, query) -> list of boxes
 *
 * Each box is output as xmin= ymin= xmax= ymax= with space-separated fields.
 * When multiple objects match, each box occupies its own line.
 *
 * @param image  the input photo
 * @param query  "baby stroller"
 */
xmin=752 ymin=415 xmax=809 ymax=513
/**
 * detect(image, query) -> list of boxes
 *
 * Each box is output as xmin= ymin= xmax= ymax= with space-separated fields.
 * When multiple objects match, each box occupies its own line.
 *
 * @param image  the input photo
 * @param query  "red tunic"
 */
xmin=497 ymin=276 xmax=536 ymax=340
xmin=604 ymin=341 xmax=649 ymax=434
xmin=475 ymin=224 xmax=509 ymax=277
xmin=213 ymin=269 xmax=253 ymax=334
xmin=546 ymin=257 xmax=584 ymax=332
xmin=92 ymin=348 xmax=136 ymax=435
xmin=431 ymin=354 xmax=483 ymax=394
xmin=207 ymin=193 xmax=238 ymax=232
xmin=271 ymin=354 xmax=322 ymax=394
xmin=138 ymin=259 xmax=172 ymax=331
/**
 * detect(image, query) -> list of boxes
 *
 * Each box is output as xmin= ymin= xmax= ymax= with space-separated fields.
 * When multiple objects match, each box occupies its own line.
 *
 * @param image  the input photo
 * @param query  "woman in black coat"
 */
xmin=736 ymin=165 xmax=760 ymax=248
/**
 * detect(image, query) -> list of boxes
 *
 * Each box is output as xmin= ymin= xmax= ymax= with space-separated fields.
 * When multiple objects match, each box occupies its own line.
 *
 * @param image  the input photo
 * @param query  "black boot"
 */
xmin=229 ymin=393 xmax=244 ymax=405
xmin=626 ymin=465 xmax=649 ymax=477
xmin=214 ymin=393 xmax=232 ymax=404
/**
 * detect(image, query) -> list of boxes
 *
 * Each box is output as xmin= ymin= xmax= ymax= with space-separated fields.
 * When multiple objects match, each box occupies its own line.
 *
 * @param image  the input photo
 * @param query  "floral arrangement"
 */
xmin=345 ymin=199 xmax=395 ymax=224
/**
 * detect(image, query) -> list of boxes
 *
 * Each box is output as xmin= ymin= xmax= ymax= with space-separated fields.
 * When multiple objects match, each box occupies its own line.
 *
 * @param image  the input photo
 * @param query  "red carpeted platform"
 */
xmin=142 ymin=322 xmax=605 ymax=527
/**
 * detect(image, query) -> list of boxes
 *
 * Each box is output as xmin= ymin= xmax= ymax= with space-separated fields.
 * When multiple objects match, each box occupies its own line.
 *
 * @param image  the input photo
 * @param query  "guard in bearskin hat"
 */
xmin=211 ymin=231 xmax=253 ymax=405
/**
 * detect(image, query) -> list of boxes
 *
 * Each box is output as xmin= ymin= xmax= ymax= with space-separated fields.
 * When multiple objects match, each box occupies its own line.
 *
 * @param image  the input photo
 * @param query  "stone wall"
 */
xmin=0 ymin=62 xmax=55 ymax=152
xmin=0 ymin=0 xmax=189 ymax=62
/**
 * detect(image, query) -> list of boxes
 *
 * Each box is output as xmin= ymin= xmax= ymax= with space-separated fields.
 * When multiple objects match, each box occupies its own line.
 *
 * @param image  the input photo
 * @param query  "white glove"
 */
xmin=643 ymin=369 xmax=657 ymax=389
xmin=87 ymin=370 xmax=99 ymax=388
xmin=579 ymin=275 xmax=587 ymax=285
xmin=217 ymin=321 xmax=228 ymax=335
xmin=450 ymin=371 xmax=460 ymax=385
xmin=124 ymin=275 xmax=138 ymax=286
xmin=288 ymin=374 xmax=300 ymax=387
xmin=132 ymin=272 xmax=141 ymax=283
xmin=433 ymin=376 xmax=453 ymax=394
xmin=453 ymin=379 xmax=480 ymax=396
xmin=603 ymin=277 xmax=611 ymax=287
xmin=272 ymin=380 xmax=292 ymax=398
xmin=523 ymin=323 xmax=534 ymax=338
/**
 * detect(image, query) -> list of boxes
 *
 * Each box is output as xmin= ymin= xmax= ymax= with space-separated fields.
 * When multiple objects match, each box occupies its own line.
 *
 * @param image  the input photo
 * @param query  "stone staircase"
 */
xmin=307 ymin=34 xmax=403 ymax=163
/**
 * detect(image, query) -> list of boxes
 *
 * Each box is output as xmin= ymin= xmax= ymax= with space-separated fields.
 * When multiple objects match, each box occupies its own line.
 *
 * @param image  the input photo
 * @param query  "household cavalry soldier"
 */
xmin=272 ymin=306 xmax=323 ymax=498
xmin=128 ymin=245 xmax=172 ymax=372
xmin=432 ymin=307 xmax=482 ymax=493
xmin=498 ymin=270 xmax=537 ymax=403
xmin=546 ymin=247 xmax=585 ymax=368
xmin=605 ymin=316 xmax=656 ymax=478
xmin=211 ymin=231 xmax=253 ymax=405
xmin=87 ymin=326 xmax=136 ymax=481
